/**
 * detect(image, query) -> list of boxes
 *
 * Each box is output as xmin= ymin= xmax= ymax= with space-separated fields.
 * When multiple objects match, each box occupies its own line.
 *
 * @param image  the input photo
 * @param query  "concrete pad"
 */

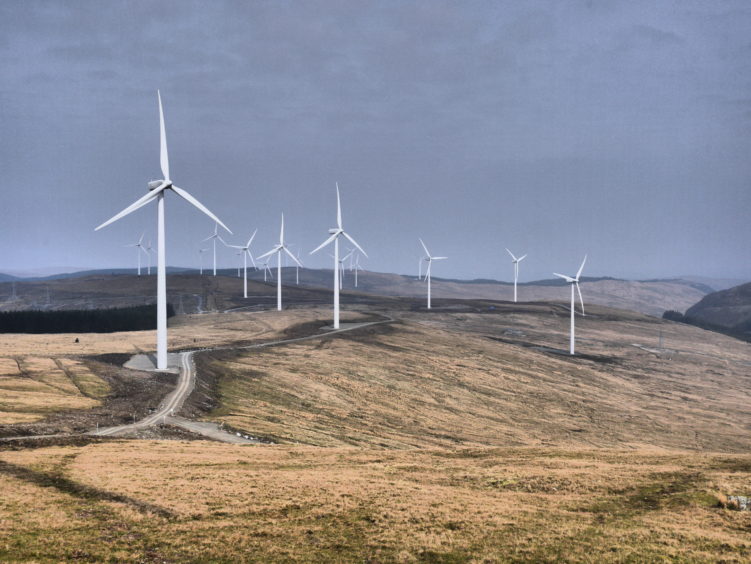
xmin=124 ymin=352 xmax=182 ymax=373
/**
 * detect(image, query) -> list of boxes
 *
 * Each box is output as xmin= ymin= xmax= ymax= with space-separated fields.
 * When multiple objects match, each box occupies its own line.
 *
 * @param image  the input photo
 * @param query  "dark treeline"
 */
xmin=0 ymin=304 xmax=175 ymax=333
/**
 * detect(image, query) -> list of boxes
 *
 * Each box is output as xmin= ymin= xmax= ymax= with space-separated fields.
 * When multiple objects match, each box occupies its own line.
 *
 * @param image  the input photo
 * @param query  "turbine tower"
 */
xmin=505 ymin=248 xmax=527 ymax=303
xmin=257 ymin=214 xmax=303 ymax=311
xmin=419 ymin=238 xmax=446 ymax=310
xmin=95 ymin=91 xmax=231 ymax=370
xmin=310 ymin=183 xmax=367 ymax=329
xmin=124 ymin=232 xmax=148 ymax=275
xmin=553 ymin=255 xmax=587 ymax=355
xmin=224 ymin=230 xmax=257 ymax=298
xmin=202 ymin=223 xmax=222 ymax=276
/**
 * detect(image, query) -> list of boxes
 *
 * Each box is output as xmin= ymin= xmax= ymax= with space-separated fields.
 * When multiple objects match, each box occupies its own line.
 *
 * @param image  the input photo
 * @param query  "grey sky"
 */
xmin=1 ymin=0 xmax=749 ymax=281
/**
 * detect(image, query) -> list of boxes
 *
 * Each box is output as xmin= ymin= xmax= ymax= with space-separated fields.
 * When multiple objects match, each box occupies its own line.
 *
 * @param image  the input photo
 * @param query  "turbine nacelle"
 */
xmin=328 ymin=228 xmax=339 ymax=235
xmin=148 ymin=179 xmax=169 ymax=191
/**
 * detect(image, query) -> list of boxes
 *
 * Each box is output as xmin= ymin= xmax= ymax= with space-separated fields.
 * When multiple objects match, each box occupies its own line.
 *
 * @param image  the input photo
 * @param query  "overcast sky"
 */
xmin=1 ymin=0 xmax=749 ymax=281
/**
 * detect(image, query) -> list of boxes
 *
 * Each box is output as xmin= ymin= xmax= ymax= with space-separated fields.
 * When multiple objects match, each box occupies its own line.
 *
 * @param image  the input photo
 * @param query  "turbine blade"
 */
xmin=171 ymin=185 xmax=232 ymax=234
xmin=310 ymin=232 xmax=338 ymax=255
xmin=201 ymin=233 xmax=215 ymax=242
xmin=341 ymin=231 xmax=367 ymax=258
xmin=95 ymin=184 xmax=165 ymax=231
xmin=157 ymin=90 xmax=169 ymax=180
xmin=432 ymin=256 xmax=448 ymax=260
xmin=247 ymin=249 xmax=257 ymax=269
xmin=246 ymin=228 xmax=257 ymax=248
xmin=576 ymin=282 xmax=585 ymax=315
xmin=505 ymin=248 xmax=516 ymax=261
xmin=518 ymin=254 xmax=527 ymax=262
xmin=576 ymin=254 xmax=587 ymax=280
xmin=425 ymin=261 xmax=432 ymax=280
xmin=419 ymin=238 xmax=430 ymax=257
xmin=336 ymin=182 xmax=342 ymax=230
xmin=283 ymin=246 xmax=303 ymax=267
xmin=280 ymin=213 xmax=284 ymax=245
xmin=553 ymin=273 xmax=575 ymax=283
xmin=256 ymin=248 xmax=278 ymax=261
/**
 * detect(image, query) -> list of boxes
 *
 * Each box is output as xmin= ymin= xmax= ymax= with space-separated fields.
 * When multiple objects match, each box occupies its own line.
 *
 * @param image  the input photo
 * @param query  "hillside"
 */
xmin=194 ymin=302 xmax=751 ymax=452
xmin=0 ymin=269 xmax=712 ymax=317
xmin=684 ymin=281 xmax=751 ymax=337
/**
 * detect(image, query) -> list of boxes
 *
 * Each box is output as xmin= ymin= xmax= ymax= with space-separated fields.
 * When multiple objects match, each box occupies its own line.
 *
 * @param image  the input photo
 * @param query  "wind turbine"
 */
xmin=257 ymin=214 xmax=303 ymax=311
xmin=198 ymin=248 xmax=209 ymax=275
xmin=202 ymin=223 xmax=223 ymax=276
xmin=310 ymin=183 xmax=367 ymax=329
xmin=505 ymin=248 xmax=527 ymax=303
xmin=260 ymin=259 xmax=273 ymax=282
xmin=145 ymin=239 xmax=154 ymax=275
xmin=329 ymin=249 xmax=353 ymax=289
xmin=419 ymin=238 xmax=446 ymax=310
xmin=223 ymin=230 xmax=257 ymax=298
xmin=353 ymin=254 xmax=363 ymax=287
xmin=95 ymin=91 xmax=231 ymax=371
xmin=124 ymin=232 xmax=148 ymax=275
xmin=553 ymin=255 xmax=587 ymax=355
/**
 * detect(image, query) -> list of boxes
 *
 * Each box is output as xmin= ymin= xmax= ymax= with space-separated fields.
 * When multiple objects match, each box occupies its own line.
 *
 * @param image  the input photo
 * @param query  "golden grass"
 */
xmin=0 ymin=442 xmax=748 ymax=562
xmin=201 ymin=308 xmax=751 ymax=452
xmin=0 ymin=357 xmax=109 ymax=424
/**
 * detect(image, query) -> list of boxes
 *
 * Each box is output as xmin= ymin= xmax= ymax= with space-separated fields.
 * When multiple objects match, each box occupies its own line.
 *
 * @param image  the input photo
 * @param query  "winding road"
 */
xmin=92 ymin=315 xmax=392 ymax=442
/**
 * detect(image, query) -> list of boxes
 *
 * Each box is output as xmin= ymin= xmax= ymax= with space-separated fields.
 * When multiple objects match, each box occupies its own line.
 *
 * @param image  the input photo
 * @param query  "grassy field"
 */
xmin=0 ymin=357 xmax=109 ymax=424
xmin=197 ymin=303 xmax=751 ymax=452
xmin=0 ymin=441 xmax=749 ymax=562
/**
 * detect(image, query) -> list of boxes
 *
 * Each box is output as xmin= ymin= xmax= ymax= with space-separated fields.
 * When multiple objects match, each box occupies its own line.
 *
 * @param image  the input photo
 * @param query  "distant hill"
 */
xmin=0 ymin=267 xmax=719 ymax=317
xmin=681 ymin=282 xmax=751 ymax=339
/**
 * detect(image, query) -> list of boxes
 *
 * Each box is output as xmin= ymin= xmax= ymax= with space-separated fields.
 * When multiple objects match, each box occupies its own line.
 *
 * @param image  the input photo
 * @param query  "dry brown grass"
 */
xmin=201 ymin=306 xmax=751 ymax=452
xmin=0 ymin=441 xmax=749 ymax=562
xmin=0 ymin=357 xmax=108 ymax=424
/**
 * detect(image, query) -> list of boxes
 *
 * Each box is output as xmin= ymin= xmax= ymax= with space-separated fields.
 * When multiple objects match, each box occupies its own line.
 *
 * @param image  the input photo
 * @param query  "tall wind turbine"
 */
xmin=95 ymin=91 xmax=231 ymax=370
xmin=223 ymin=230 xmax=257 ymax=298
xmin=505 ymin=248 xmax=527 ymax=303
xmin=257 ymin=214 xmax=302 ymax=311
xmin=202 ymin=223 xmax=223 ymax=276
xmin=419 ymin=238 xmax=446 ymax=310
xmin=124 ymin=232 xmax=148 ymax=275
xmin=553 ymin=255 xmax=587 ymax=355
xmin=310 ymin=183 xmax=367 ymax=329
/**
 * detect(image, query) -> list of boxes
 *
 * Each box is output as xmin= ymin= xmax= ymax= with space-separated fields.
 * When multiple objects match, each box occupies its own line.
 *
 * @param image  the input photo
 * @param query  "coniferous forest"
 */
xmin=0 ymin=304 xmax=175 ymax=333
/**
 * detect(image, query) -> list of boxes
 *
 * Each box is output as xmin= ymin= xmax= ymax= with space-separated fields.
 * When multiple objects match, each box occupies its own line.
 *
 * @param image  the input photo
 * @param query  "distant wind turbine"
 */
xmin=419 ymin=238 xmax=446 ymax=310
xmin=124 ymin=232 xmax=148 ymax=276
xmin=145 ymin=239 xmax=154 ymax=275
xmin=202 ymin=223 xmax=223 ymax=276
xmin=223 ymin=230 xmax=257 ymax=298
xmin=553 ymin=255 xmax=587 ymax=355
xmin=95 ymin=91 xmax=231 ymax=370
xmin=198 ymin=248 xmax=209 ymax=275
xmin=353 ymin=254 xmax=363 ymax=287
xmin=257 ymin=214 xmax=302 ymax=310
xmin=329 ymin=249 xmax=353 ymax=289
xmin=310 ymin=183 xmax=367 ymax=329
xmin=260 ymin=259 xmax=273 ymax=282
xmin=505 ymin=248 xmax=527 ymax=303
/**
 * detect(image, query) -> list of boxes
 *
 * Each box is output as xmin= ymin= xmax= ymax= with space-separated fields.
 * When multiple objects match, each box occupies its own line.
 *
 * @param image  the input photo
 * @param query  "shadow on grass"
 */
xmin=0 ymin=460 xmax=175 ymax=518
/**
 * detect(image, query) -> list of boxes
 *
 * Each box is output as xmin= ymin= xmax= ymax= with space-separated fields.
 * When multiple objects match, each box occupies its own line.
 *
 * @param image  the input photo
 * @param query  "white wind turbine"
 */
xmin=198 ymin=248 xmax=209 ymax=275
xmin=329 ymin=249 xmax=353 ymax=289
xmin=257 ymin=214 xmax=303 ymax=311
xmin=553 ymin=255 xmax=587 ymax=355
xmin=95 ymin=91 xmax=231 ymax=371
xmin=419 ymin=238 xmax=447 ymax=310
xmin=223 ymin=230 xmax=257 ymax=298
xmin=505 ymin=248 xmax=527 ymax=303
xmin=260 ymin=259 xmax=273 ymax=282
xmin=145 ymin=239 xmax=154 ymax=275
xmin=310 ymin=183 xmax=367 ymax=329
xmin=124 ymin=232 xmax=149 ymax=275
xmin=202 ymin=223 xmax=223 ymax=276
xmin=353 ymin=254 xmax=363 ymax=287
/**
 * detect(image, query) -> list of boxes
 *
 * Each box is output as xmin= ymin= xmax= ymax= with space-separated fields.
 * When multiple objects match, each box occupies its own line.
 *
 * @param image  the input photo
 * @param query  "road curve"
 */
xmin=92 ymin=314 xmax=392 ymax=440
